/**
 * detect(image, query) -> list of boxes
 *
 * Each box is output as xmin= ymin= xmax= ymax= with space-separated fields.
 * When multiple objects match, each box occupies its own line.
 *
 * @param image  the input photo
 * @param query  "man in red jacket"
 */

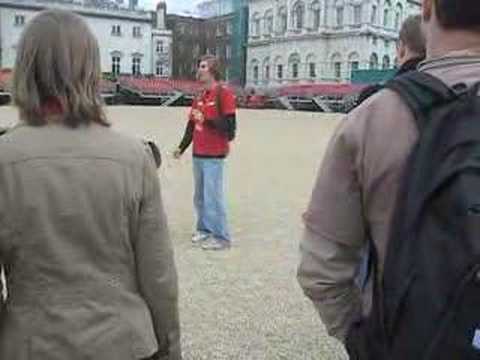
xmin=174 ymin=55 xmax=236 ymax=251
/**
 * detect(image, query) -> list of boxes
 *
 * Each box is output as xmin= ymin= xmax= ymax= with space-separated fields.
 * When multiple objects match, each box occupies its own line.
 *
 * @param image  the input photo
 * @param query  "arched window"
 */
xmin=274 ymin=56 xmax=284 ymax=80
xmin=278 ymin=7 xmax=287 ymax=33
xmin=336 ymin=4 xmax=344 ymax=26
xmin=289 ymin=53 xmax=301 ymax=79
xmin=263 ymin=57 xmax=271 ymax=83
xmin=292 ymin=1 xmax=306 ymax=30
xmin=354 ymin=4 xmax=362 ymax=25
xmin=264 ymin=9 xmax=274 ymax=34
xmin=370 ymin=53 xmax=379 ymax=69
xmin=395 ymin=3 xmax=403 ymax=30
xmin=306 ymin=54 xmax=317 ymax=78
xmin=348 ymin=52 xmax=360 ymax=78
xmin=251 ymin=13 xmax=261 ymax=36
xmin=383 ymin=55 xmax=391 ymax=69
xmin=311 ymin=1 xmax=322 ymax=30
xmin=371 ymin=3 xmax=378 ymax=24
xmin=331 ymin=53 xmax=342 ymax=79
xmin=251 ymin=59 xmax=260 ymax=83
xmin=383 ymin=0 xmax=392 ymax=28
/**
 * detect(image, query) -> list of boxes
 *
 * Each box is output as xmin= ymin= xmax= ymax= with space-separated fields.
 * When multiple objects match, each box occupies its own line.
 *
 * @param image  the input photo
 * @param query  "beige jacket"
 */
xmin=0 ymin=123 xmax=180 ymax=359
xmin=297 ymin=50 xmax=480 ymax=343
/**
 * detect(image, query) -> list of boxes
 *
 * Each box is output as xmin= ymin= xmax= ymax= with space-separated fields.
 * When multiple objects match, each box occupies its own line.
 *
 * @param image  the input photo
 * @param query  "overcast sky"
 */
xmin=140 ymin=0 xmax=201 ymax=14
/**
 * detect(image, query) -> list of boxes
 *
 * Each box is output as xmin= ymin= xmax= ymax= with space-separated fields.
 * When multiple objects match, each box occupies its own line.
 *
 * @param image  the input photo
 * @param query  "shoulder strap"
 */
xmin=385 ymin=71 xmax=458 ymax=132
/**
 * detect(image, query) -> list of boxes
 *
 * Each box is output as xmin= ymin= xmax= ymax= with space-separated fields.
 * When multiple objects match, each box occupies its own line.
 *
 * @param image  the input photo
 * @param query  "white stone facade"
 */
xmin=247 ymin=0 xmax=421 ymax=87
xmin=0 ymin=0 xmax=173 ymax=77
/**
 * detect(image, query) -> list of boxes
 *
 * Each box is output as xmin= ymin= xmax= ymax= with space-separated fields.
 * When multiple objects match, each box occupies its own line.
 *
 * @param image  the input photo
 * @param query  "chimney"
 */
xmin=129 ymin=0 xmax=138 ymax=10
xmin=156 ymin=1 xmax=167 ymax=29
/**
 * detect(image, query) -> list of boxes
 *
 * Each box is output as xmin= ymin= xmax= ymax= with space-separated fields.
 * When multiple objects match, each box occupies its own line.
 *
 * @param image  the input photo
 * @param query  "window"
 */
xmin=351 ymin=61 xmax=359 ymax=72
xmin=370 ymin=53 xmax=379 ymax=69
xmin=112 ymin=25 xmax=121 ymax=36
xmin=133 ymin=26 xmax=142 ymax=37
xmin=292 ymin=63 xmax=299 ymax=79
xmin=372 ymin=36 xmax=378 ymax=45
xmin=334 ymin=62 xmax=341 ymax=79
xmin=252 ymin=14 xmax=261 ymax=36
xmin=279 ymin=7 xmax=287 ymax=33
xmin=265 ymin=65 xmax=270 ymax=80
xmin=277 ymin=64 xmax=283 ymax=79
xmin=112 ymin=56 xmax=121 ymax=76
xmin=14 ymin=15 xmax=25 ymax=26
xmin=312 ymin=2 xmax=321 ymax=30
xmin=384 ymin=9 xmax=390 ymax=27
xmin=226 ymin=45 xmax=232 ymax=59
xmin=354 ymin=5 xmax=362 ymax=25
xmin=193 ymin=44 xmax=200 ymax=57
xmin=253 ymin=65 xmax=259 ymax=82
xmin=132 ymin=57 xmax=141 ymax=76
xmin=293 ymin=2 xmax=305 ymax=30
xmin=156 ymin=41 xmax=164 ymax=53
xmin=265 ymin=11 xmax=274 ymax=34
xmin=371 ymin=5 xmax=377 ymax=24
xmin=216 ymin=24 xmax=222 ymax=36
xmin=336 ymin=6 xmax=344 ymax=27
xmin=226 ymin=22 xmax=232 ymax=35
xmin=383 ymin=55 xmax=391 ymax=69
xmin=156 ymin=62 xmax=164 ymax=76
xmin=395 ymin=5 xmax=403 ymax=30
xmin=395 ymin=12 xmax=401 ymax=29
xmin=309 ymin=63 xmax=316 ymax=78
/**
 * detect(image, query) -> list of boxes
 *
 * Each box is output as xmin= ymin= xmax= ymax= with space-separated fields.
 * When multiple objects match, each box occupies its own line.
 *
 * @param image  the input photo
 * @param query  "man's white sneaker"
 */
xmin=192 ymin=232 xmax=210 ymax=244
xmin=201 ymin=238 xmax=231 ymax=251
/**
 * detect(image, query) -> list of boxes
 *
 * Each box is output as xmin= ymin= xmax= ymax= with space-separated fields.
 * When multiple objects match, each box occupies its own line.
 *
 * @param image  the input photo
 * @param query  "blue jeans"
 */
xmin=193 ymin=157 xmax=230 ymax=242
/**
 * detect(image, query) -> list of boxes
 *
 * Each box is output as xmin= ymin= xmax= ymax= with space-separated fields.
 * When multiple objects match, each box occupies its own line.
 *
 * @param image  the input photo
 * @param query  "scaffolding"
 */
xmin=191 ymin=0 xmax=248 ymax=86
xmin=229 ymin=0 xmax=248 ymax=86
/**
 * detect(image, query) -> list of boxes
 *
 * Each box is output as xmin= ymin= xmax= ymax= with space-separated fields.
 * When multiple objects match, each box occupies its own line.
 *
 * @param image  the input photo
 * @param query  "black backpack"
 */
xmin=215 ymin=84 xmax=236 ymax=141
xmin=346 ymin=71 xmax=480 ymax=360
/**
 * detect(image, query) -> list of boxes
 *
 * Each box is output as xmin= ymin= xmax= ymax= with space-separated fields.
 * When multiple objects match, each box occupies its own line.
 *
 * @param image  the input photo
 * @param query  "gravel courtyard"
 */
xmin=0 ymin=106 xmax=347 ymax=360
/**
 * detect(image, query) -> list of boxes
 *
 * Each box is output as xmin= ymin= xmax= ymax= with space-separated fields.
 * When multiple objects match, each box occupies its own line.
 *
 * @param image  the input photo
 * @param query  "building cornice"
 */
xmin=248 ymin=26 xmax=398 ymax=48
xmin=0 ymin=0 xmax=153 ymax=23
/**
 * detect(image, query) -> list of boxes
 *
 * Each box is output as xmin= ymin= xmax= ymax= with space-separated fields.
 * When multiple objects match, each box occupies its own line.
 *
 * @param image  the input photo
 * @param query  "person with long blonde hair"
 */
xmin=0 ymin=9 xmax=181 ymax=360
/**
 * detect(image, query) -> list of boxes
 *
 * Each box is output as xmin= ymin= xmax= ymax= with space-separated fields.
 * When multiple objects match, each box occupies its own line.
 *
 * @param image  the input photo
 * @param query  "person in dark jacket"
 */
xmin=355 ymin=15 xmax=426 ymax=106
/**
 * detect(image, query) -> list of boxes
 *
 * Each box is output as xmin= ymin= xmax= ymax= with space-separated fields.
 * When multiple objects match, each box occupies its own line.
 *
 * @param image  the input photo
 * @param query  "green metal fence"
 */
xmin=351 ymin=69 xmax=397 ymax=85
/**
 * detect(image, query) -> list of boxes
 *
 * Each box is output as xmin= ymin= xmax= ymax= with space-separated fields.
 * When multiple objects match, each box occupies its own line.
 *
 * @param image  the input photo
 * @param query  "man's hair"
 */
xmin=399 ymin=15 xmax=426 ymax=57
xmin=13 ymin=9 xmax=108 ymax=127
xmin=200 ymin=55 xmax=222 ymax=81
xmin=435 ymin=0 xmax=480 ymax=31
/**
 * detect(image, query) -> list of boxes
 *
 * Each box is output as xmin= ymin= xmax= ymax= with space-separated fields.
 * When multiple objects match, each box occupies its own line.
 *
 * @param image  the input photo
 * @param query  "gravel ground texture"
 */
xmin=0 ymin=106 xmax=348 ymax=360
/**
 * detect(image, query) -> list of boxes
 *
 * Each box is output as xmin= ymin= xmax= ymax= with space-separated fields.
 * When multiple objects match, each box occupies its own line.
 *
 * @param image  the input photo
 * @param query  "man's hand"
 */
xmin=173 ymin=148 xmax=182 ymax=159
xmin=191 ymin=109 xmax=205 ymax=124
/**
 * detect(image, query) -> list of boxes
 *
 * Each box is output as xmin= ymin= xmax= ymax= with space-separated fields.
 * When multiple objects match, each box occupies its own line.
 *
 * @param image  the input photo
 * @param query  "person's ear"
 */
xmin=422 ymin=0 xmax=433 ymax=23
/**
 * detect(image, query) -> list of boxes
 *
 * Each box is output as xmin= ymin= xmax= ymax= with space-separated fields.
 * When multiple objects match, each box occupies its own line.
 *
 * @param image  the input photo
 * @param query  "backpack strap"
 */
xmin=385 ymin=71 xmax=458 ymax=132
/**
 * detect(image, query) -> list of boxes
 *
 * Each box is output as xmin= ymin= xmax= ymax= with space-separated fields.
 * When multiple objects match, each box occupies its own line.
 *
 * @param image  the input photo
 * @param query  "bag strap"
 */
xmin=385 ymin=71 xmax=458 ymax=132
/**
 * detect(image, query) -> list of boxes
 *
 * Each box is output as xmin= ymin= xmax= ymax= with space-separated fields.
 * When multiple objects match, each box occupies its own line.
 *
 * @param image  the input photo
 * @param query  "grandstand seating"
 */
xmin=0 ymin=69 xmax=363 ymax=112
xmin=0 ymin=70 xmax=12 ymax=92
xmin=277 ymin=83 xmax=365 ymax=97
xmin=119 ymin=76 xmax=176 ymax=95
